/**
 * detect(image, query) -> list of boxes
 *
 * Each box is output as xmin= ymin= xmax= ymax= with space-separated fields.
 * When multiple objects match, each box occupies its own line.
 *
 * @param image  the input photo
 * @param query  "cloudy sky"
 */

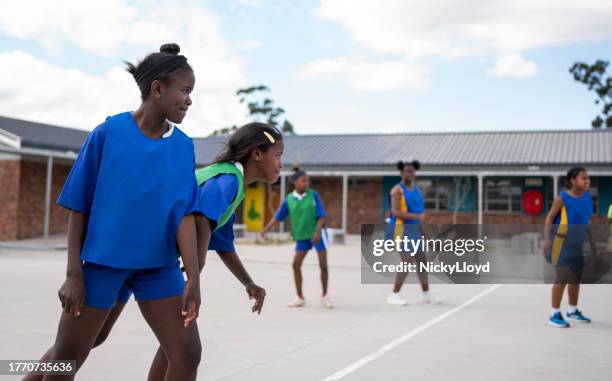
xmin=0 ymin=0 xmax=611 ymax=137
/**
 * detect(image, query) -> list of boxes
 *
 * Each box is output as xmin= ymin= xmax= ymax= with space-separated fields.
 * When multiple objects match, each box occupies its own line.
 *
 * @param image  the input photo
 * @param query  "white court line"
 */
xmin=322 ymin=284 xmax=502 ymax=381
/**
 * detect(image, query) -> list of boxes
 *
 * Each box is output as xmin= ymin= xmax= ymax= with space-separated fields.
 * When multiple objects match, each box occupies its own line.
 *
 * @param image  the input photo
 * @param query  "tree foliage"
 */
xmin=211 ymin=85 xmax=295 ymax=136
xmin=570 ymin=60 xmax=612 ymax=128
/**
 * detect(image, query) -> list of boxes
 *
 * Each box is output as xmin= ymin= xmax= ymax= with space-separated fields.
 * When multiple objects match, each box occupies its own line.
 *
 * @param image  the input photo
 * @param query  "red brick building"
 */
xmin=197 ymin=132 xmax=612 ymax=234
xmin=1 ymin=116 xmax=612 ymax=240
xmin=0 ymin=117 xmax=87 ymax=240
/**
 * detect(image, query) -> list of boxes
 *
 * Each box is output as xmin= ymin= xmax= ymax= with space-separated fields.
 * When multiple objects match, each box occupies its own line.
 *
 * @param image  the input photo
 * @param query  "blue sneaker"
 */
xmin=548 ymin=312 xmax=570 ymax=328
xmin=566 ymin=309 xmax=591 ymax=323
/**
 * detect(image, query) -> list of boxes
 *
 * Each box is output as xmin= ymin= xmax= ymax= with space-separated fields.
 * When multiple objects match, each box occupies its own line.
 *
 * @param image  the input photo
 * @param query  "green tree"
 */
xmin=569 ymin=60 xmax=612 ymax=128
xmin=211 ymin=85 xmax=295 ymax=136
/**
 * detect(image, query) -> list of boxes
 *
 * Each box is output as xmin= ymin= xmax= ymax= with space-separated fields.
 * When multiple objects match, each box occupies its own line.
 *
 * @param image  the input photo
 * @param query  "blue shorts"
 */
xmin=546 ymin=239 xmax=585 ymax=272
xmin=295 ymin=229 xmax=328 ymax=253
xmin=385 ymin=223 xmax=422 ymax=254
xmin=83 ymin=261 xmax=185 ymax=309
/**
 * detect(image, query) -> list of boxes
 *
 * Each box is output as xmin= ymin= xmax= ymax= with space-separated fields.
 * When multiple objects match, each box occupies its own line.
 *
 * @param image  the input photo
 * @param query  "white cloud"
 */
xmin=316 ymin=0 xmax=612 ymax=57
xmin=0 ymin=51 xmax=137 ymax=126
xmin=230 ymin=0 xmax=264 ymax=8
xmin=312 ymin=0 xmax=612 ymax=80
xmin=236 ymin=39 xmax=263 ymax=50
xmin=487 ymin=54 xmax=538 ymax=78
xmin=349 ymin=61 xmax=430 ymax=91
xmin=297 ymin=57 xmax=349 ymax=78
xmin=0 ymin=1 xmax=143 ymax=55
xmin=298 ymin=57 xmax=429 ymax=91
xmin=0 ymin=0 xmax=249 ymax=136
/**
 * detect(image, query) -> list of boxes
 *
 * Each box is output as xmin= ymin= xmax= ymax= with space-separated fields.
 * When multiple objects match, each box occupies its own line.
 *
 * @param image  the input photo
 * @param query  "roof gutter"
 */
xmin=0 ymin=145 xmax=77 ymax=160
xmin=0 ymin=127 xmax=22 ymax=149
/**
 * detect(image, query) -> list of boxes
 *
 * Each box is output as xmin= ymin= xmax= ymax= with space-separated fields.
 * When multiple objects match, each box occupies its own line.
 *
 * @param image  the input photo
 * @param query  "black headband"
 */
xmin=134 ymin=54 xmax=188 ymax=95
xmin=291 ymin=170 xmax=306 ymax=182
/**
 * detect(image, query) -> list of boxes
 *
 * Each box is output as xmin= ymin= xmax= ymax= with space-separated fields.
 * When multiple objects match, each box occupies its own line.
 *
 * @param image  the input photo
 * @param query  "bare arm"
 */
xmin=261 ymin=216 xmax=279 ymax=235
xmin=587 ymin=226 xmax=599 ymax=257
xmin=543 ymin=197 xmax=563 ymax=255
xmin=311 ymin=217 xmax=326 ymax=244
xmin=176 ymin=215 xmax=201 ymax=326
xmin=177 ymin=215 xmax=200 ymax=280
xmin=216 ymin=251 xmax=253 ymax=286
xmin=390 ymin=189 xmax=422 ymax=221
xmin=217 ymin=251 xmax=266 ymax=314
xmin=66 ymin=211 xmax=87 ymax=277
xmin=57 ymin=211 xmax=88 ymax=317
xmin=544 ymin=197 xmax=563 ymax=240
xmin=195 ymin=215 xmax=212 ymax=273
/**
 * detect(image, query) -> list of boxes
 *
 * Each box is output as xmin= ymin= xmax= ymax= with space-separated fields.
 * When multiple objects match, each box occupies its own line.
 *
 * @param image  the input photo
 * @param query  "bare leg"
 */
xmin=41 ymin=306 xmax=112 ymax=380
xmin=317 ymin=250 xmax=329 ymax=296
xmin=292 ymin=251 xmax=308 ymax=299
xmin=552 ymin=266 xmax=577 ymax=309
xmin=22 ymin=347 xmax=54 ymax=381
xmin=551 ymin=283 xmax=566 ymax=309
xmin=392 ymin=252 xmax=411 ymax=293
xmin=138 ymin=297 xmax=201 ymax=381
xmin=415 ymin=254 xmax=429 ymax=292
xmin=147 ymin=347 xmax=169 ymax=381
xmin=567 ymin=283 xmax=580 ymax=306
xmin=567 ymin=267 xmax=582 ymax=306
xmin=24 ymin=302 xmax=126 ymax=381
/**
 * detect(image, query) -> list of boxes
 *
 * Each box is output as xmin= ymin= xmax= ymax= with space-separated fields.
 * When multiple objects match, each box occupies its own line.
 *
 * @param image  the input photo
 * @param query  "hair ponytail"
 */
xmin=396 ymin=160 xmax=420 ymax=171
xmin=214 ymin=122 xmax=283 ymax=165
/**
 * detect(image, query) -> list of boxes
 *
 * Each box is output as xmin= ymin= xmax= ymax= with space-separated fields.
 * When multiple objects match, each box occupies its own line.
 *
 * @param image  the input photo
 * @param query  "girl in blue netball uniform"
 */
xmin=544 ymin=166 xmax=597 ymax=328
xmin=27 ymin=123 xmax=284 ymax=381
xmin=386 ymin=160 xmax=440 ymax=306
xmin=31 ymin=43 xmax=202 ymax=381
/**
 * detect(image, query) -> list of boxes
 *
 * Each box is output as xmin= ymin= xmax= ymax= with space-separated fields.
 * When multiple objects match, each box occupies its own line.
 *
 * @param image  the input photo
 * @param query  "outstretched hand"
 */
xmin=58 ymin=272 xmax=85 ymax=318
xmin=182 ymin=279 xmax=201 ymax=327
xmin=246 ymin=282 xmax=266 ymax=314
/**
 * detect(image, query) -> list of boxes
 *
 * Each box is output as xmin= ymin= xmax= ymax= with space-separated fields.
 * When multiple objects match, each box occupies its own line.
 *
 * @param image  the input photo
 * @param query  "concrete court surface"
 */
xmin=1 ymin=235 xmax=611 ymax=380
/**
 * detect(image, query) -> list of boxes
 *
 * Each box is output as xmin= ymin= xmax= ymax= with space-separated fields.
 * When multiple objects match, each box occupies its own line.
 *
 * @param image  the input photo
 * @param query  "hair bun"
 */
xmin=160 ymin=43 xmax=180 ymax=55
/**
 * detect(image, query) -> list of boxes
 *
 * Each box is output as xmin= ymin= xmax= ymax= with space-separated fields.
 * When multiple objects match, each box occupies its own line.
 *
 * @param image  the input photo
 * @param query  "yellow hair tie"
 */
xmin=263 ymin=131 xmax=275 ymax=144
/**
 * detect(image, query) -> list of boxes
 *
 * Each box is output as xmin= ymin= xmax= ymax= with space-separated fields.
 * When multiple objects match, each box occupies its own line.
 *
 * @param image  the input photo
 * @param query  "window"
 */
xmin=416 ymin=178 xmax=449 ymax=211
xmin=485 ymin=178 xmax=522 ymax=213
xmin=349 ymin=178 xmax=367 ymax=187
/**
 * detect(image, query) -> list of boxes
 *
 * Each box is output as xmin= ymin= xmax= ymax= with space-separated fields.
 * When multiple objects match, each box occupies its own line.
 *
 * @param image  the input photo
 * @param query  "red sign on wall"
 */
xmin=523 ymin=189 xmax=544 ymax=216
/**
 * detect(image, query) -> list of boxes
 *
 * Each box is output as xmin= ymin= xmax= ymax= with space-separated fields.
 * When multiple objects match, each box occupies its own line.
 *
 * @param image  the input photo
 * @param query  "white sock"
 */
xmin=551 ymin=308 xmax=560 ymax=316
xmin=568 ymin=305 xmax=578 ymax=313
xmin=422 ymin=290 xmax=429 ymax=296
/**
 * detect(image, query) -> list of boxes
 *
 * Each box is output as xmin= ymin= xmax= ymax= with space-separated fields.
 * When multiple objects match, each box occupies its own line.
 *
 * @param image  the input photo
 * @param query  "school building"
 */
xmin=1 ymin=115 xmax=612 ymax=241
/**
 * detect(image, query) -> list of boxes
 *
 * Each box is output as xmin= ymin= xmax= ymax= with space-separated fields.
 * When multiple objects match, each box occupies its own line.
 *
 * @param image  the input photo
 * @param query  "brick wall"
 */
xmin=347 ymin=178 xmax=382 ymax=233
xmin=289 ymin=178 xmax=610 ymax=235
xmin=427 ymin=211 xmax=478 ymax=224
xmin=16 ymin=160 xmax=71 ymax=239
xmin=4 ymin=163 xmax=610 ymax=241
xmin=312 ymin=177 xmax=343 ymax=229
xmin=50 ymin=164 xmax=71 ymax=234
xmin=0 ymin=159 xmax=20 ymax=241
xmin=17 ymin=160 xmax=45 ymax=238
xmin=310 ymin=177 xmax=383 ymax=234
